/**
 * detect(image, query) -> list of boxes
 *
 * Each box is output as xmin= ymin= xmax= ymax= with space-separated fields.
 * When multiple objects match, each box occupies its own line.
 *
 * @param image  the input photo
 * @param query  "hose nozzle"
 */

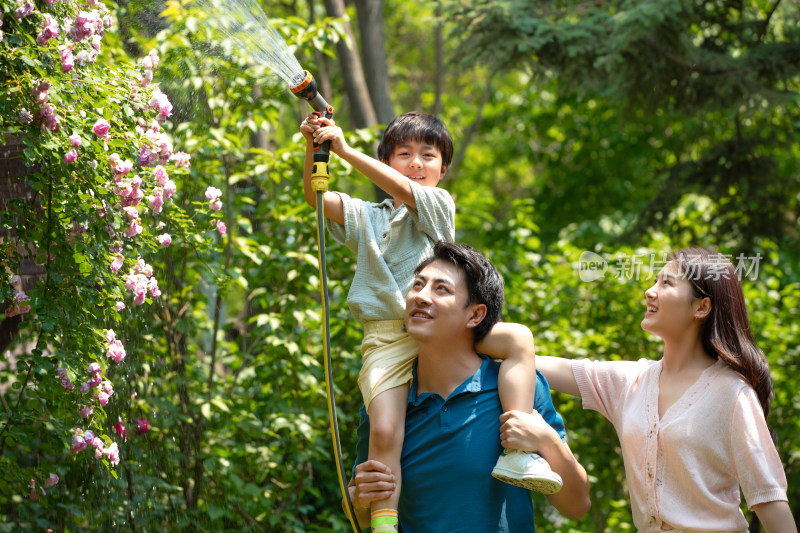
xmin=291 ymin=70 xmax=334 ymax=191
xmin=290 ymin=70 xmax=333 ymax=117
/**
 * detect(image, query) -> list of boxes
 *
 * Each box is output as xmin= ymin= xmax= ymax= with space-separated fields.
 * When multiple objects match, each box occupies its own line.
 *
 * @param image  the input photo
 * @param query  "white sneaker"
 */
xmin=491 ymin=449 xmax=563 ymax=494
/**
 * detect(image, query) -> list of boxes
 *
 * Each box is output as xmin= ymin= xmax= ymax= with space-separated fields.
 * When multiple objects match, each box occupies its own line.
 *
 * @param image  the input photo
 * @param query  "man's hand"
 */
xmin=345 ymin=460 xmax=396 ymax=529
xmin=499 ymin=411 xmax=591 ymax=518
xmin=499 ymin=409 xmax=557 ymax=452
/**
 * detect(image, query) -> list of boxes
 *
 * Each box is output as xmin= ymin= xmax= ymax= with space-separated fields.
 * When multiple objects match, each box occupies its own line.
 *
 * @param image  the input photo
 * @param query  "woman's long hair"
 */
xmin=671 ymin=247 xmax=776 ymax=443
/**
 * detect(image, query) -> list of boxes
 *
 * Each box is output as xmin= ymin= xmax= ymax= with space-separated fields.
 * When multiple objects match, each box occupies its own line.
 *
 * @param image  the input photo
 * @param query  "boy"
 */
xmin=300 ymin=112 xmax=560 ymax=533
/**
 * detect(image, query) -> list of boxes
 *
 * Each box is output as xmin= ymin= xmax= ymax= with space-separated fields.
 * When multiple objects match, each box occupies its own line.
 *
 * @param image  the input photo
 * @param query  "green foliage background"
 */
xmin=1 ymin=0 xmax=797 ymax=531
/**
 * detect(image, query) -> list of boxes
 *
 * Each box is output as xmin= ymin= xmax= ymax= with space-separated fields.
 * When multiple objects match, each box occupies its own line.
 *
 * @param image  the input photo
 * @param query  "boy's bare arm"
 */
xmin=478 ymin=322 xmax=537 ymax=413
xmin=312 ymin=123 xmax=417 ymax=209
xmin=300 ymin=115 xmax=344 ymax=224
xmin=476 ymin=322 xmax=534 ymax=361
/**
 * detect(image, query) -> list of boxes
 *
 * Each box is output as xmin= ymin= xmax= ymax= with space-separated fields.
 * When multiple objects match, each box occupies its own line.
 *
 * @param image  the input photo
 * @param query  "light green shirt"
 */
xmin=327 ymin=181 xmax=455 ymax=323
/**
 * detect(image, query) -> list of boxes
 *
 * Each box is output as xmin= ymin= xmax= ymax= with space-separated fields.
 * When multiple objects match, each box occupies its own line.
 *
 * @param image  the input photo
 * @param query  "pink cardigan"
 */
xmin=573 ymin=358 xmax=787 ymax=532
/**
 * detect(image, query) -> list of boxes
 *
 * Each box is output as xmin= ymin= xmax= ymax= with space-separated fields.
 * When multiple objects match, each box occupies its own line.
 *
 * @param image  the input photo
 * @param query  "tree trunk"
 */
xmin=322 ymin=0 xmax=377 ymax=128
xmin=432 ymin=0 xmax=445 ymax=116
xmin=354 ymin=0 xmax=394 ymax=124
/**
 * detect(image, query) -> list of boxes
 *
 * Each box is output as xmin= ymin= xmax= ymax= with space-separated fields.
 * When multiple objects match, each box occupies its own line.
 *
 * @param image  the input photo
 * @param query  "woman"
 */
xmin=537 ymin=247 xmax=795 ymax=532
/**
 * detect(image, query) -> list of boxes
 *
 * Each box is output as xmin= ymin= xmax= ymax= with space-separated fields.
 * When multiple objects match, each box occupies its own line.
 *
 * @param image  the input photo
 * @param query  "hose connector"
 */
xmin=311 ymin=161 xmax=329 ymax=192
xmin=290 ymin=69 xmax=335 ymax=166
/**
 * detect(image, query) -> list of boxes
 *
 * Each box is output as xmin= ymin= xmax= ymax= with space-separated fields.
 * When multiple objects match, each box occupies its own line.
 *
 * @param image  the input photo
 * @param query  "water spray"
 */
xmin=191 ymin=0 xmax=357 ymax=526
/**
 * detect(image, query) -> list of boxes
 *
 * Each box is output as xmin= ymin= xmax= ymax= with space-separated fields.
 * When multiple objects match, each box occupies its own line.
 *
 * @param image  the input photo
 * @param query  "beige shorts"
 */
xmin=358 ymin=320 xmax=417 ymax=413
xmin=666 ymin=529 xmax=747 ymax=533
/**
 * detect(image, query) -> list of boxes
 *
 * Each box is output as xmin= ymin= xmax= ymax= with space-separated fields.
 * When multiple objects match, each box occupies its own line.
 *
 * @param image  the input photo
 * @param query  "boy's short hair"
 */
xmin=414 ymin=241 xmax=503 ymax=341
xmin=377 ymin=112 xmax=454 ymax=169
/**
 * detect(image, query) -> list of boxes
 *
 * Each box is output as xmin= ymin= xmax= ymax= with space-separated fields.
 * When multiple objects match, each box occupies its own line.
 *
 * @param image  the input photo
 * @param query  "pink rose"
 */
xmin=157 ymin=233 xmax=171 ymax=247
xmin=123 ymin=218 xmax=142 ymax=238
xmin=104 ymin=442 xmax=120 ymax=466
xmin=148 ymin=88 xmax=172 ymax=119
xmin=70 ymin=435 xmax=87 ymax=454
xmin=92 ymin=118 xmax=110 ymax=138
xmin=162 ymin=180 xmax=176 ymax=201
xmin=147 ymin=277 xmax=161 ymax=298
xmin=148 ymin=190 xmax=164 ymax=215
xmin=123 ymin=206 xmax=139 ymax=220
xmin=106 ymin=339 xmax=126 ymax=363
xmin=5 ymin=290 xmax=30 ymax=317
xmin=113 ymin=420 xmax=128 ymax=441
xmin=64 ymin=149 xmax=77 ymax=164
xmin=153 ymin=165 xmax=168 ymax=185
xmin=19 ymin=108 xmax=33 ymax=124
xmin=114 ymin=301 xmax=125 ymax=311
xmin=37 ymin=14 xmax=60 ymax=45
xmin=170 ymin=152 xmax=191 ymax=168
xmin=14 ymin=0 xmax=34 ymax=20
xmin=216 ymin=220 xmax=227 ymax=235
xmin=148 ymin=49 xmax=160 ymax=70
xmin=204 ymin=186 xmax=222 ymax=200
xmin=96 ymin=391 xmax=109 ymax=406
xmin=135 ymin=418 xmax=149 ymax=435
xmin=59 ymin=46 xmax=75 ymax=73
xmin=43 ymin=474 xmax=59 ymax=489
xmin=75 ymin=50 xmax=90 ymax=67
xmin=78 ymin=405 xmax=93 ymax=418
xmin=69 ymin=132 xmax=82 ymax=147
xmin=110 ymin=253 xmax=124 ymax=274
xmin=88 ymin=362 xmax=101 ymax=374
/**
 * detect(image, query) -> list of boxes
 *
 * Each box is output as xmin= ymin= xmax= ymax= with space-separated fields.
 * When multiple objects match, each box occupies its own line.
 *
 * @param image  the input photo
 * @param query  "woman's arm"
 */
xmin=537 ymin=355 xmax=581 ymax=397
xmin=752 ymin=500 xmax=797 ymax=533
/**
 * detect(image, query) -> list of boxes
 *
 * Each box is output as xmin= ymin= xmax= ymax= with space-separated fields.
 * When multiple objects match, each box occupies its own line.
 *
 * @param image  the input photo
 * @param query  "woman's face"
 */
xmin=641 ymin=261 xmax=705 ymax=338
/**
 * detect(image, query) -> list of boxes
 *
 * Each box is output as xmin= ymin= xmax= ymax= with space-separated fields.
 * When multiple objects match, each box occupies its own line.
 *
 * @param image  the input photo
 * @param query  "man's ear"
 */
xmin=466 ymin=303 xmax=487 ymax=329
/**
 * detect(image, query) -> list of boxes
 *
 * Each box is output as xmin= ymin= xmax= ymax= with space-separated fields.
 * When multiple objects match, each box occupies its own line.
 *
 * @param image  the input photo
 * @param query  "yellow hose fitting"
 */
xmin=311 ymin=162 xmax=330 ymax=192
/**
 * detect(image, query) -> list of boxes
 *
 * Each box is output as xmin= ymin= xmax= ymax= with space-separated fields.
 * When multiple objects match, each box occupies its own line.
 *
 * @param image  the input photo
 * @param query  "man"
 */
xmin=347 ymin=241 xmax=590 ymax=532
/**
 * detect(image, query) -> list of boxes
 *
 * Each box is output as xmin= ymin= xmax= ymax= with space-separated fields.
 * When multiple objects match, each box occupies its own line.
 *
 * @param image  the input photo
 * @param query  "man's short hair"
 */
xmin=414 ymin=241 xmax=503 ymax=341
xmin=377 ymin=112 xmax=454 ymax=169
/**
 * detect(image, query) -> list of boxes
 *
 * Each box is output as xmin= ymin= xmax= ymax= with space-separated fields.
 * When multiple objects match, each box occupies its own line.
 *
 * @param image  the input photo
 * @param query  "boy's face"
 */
xmin=386 ymin=140 xmax=447 ymax=187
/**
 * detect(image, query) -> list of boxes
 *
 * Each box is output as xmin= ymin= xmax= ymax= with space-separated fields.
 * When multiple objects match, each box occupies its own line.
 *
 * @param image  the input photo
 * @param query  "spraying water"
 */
xmin=188 ymin=3 xmax=355 ymax=531
xmin=192 ymin=0 xmax=305 ymax=85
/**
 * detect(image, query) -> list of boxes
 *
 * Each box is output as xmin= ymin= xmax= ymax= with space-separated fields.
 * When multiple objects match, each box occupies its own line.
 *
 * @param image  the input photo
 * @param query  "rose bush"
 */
xmin=0 ymin=0 xmax=224 ymax=527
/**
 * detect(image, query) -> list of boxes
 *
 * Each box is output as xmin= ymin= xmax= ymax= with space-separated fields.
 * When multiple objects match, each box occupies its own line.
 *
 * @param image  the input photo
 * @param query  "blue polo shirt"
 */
xmin=354 ymin=354 xmax=566 ymax=533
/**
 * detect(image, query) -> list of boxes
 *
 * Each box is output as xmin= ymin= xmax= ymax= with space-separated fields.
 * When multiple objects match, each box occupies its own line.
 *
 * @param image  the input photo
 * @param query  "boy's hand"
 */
xmin=300 ymin=113 xmax=331 ymax=142
xmin=311 ymin=121 xmax=347 ymax=156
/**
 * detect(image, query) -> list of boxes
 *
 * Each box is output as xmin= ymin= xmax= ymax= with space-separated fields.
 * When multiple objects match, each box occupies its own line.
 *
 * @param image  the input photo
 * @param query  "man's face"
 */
xmin=404 ymin=259 xmax=479 ymax=342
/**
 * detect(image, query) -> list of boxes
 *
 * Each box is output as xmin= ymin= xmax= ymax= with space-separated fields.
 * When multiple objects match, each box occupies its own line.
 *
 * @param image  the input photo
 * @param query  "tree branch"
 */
xmin=445 ymin=68 xmax=497 ymax=181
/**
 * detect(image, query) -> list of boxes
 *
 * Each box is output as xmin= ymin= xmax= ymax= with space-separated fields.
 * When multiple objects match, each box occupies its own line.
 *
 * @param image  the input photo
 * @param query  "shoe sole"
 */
xmin=491 ymin=469 xmax=563 ymax=494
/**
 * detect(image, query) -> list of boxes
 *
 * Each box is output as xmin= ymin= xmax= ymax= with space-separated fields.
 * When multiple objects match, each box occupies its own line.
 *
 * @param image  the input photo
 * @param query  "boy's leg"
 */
xmin=492 ymin=352 xmax=563 ymax=494
xmin=367 ymin=385 xmax=408 ymax=533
